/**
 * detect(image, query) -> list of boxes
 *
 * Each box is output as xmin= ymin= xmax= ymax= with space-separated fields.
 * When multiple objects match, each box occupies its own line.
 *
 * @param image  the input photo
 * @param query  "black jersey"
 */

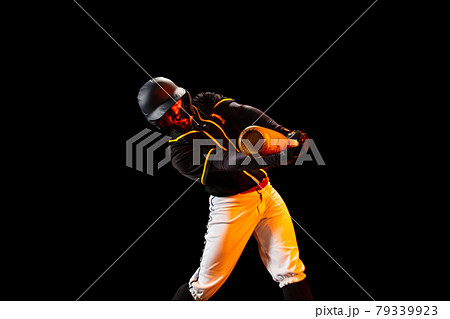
xmin=169 ymin=92 xmax=291 ymax=196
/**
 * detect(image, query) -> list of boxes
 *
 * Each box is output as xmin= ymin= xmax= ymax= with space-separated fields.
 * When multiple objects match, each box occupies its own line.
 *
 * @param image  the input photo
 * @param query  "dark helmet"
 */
xmin=137 ymin=77 xmax=191 ymax=123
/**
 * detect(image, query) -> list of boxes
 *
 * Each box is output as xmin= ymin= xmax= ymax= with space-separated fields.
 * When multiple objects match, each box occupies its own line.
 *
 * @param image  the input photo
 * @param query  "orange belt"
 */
xmin=240 ymin=178 xmax=268 ymax=194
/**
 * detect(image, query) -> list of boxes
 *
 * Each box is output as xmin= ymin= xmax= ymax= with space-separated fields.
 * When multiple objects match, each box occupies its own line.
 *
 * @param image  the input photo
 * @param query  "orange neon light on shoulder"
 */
xmin=191 ymin=104 xmax=239 ymax=152
xmin=213 ymin=98 xmax=233 ymax=109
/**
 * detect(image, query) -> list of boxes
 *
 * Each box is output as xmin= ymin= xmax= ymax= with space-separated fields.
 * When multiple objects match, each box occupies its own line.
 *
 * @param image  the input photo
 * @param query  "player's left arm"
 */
xmin=215 ymin=101 xmax=293 ymax=136
xmin=215 ymin=101 xmax=309 ymax=161
xmin=193 ymin=92 xmax=292 ymax=135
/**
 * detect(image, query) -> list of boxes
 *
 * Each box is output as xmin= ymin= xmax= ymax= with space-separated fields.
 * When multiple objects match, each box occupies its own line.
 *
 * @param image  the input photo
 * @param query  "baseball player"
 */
xmin=137 ymin=77 xmax=313 ymax=301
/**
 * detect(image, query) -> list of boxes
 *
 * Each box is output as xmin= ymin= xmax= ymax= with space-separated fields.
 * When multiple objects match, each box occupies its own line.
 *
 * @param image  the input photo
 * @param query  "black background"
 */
xmin=3 ymin=1 xmax=446 ymax=301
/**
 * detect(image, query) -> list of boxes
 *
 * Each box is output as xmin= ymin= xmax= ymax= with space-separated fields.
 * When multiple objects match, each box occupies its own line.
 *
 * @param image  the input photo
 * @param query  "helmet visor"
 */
xmin=145 ymin=87 xmax=186 ymax=121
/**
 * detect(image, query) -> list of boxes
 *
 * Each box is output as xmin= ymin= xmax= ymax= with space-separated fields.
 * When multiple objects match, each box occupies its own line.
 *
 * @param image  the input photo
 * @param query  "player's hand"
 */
xmin=286 ymin=130 xmax=310 ymax=161
xmin=286 ymin=130 xmax=306 ymax=142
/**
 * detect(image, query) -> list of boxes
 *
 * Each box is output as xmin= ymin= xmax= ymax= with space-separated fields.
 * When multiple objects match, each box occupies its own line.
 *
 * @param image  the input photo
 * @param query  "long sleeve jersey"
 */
xmin=169 ymin=92 xmax=293 ymax=196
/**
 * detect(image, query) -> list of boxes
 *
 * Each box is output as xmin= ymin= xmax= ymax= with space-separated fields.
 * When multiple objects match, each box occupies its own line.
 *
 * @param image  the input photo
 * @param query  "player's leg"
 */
xmin=282 ymin=279 xmax=313 ymax=300
xmin=253 ymin=183 xmax=312 ymax=300
xmin=172 ymin=282 xmax=193 ymax=300
xmin=187 ymin=193 xmax=262 ymax=301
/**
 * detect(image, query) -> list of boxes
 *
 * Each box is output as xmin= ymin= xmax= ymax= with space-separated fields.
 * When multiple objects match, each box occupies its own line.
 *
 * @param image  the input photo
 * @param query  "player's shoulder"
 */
xmin=192 ymin=92 xmax=235 ymax=113
xmin=192 ymin=92 xmax=225 ymax=107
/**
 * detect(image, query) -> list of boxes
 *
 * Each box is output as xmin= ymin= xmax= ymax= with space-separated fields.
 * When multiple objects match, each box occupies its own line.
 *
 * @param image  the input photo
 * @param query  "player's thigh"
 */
xmin=201 ymin=195 xmax=260 ymax=271
xmin=254 ymin=186 xmax=301 ymax=267
xmin=253 ymin=206 xmax=299 ymax=257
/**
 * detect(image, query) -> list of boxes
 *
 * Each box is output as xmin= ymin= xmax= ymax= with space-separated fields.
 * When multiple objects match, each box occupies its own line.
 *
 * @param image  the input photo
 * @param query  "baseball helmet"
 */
xmin=137 ymin=77 xmax=191 ymax=123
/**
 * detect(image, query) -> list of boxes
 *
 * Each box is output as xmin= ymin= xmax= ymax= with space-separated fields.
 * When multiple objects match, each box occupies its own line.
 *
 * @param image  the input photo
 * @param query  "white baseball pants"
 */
xmin=188 ymin=182 xmax=306 ymax=301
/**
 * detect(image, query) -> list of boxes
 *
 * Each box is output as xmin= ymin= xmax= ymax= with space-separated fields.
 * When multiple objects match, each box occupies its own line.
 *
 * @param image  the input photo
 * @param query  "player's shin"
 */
xmin=282 ymin=280 xmax=313 ymax=301
xmin=172 ymin=282 xmax=194 ymax=301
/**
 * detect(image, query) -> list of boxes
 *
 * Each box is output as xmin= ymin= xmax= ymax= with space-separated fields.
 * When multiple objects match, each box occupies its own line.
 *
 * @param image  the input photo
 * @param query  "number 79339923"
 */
xmin=376 ymin=306 xmax=438 ymax=316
